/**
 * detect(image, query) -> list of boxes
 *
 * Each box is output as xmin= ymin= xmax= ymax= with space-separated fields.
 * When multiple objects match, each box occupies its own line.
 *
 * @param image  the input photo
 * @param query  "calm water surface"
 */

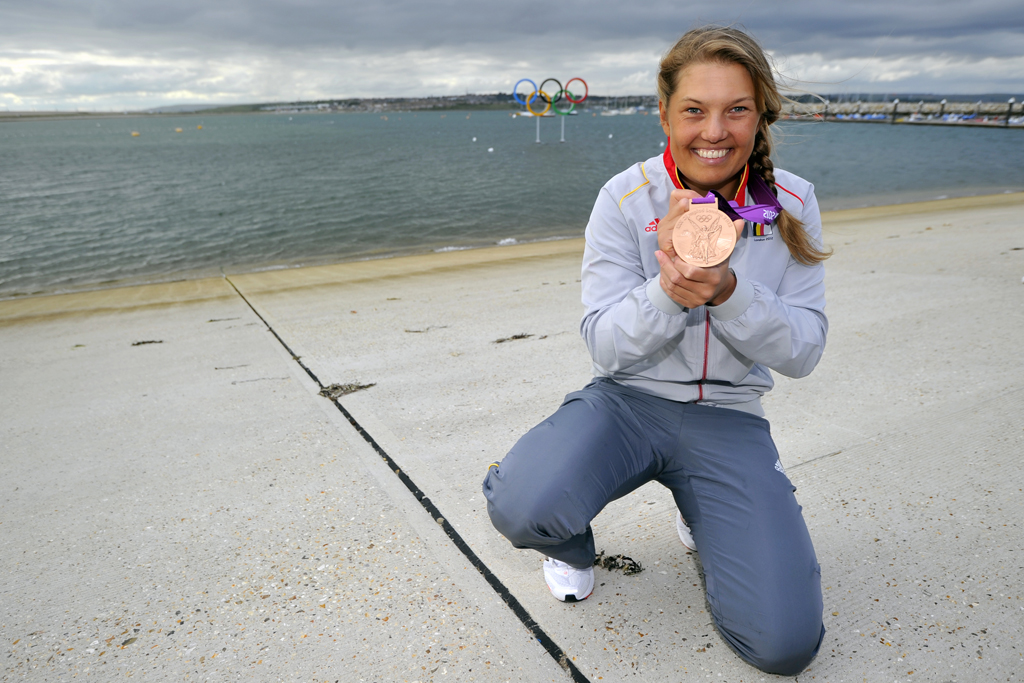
xmin=2 ymin=111 xmax=1022 ymax=298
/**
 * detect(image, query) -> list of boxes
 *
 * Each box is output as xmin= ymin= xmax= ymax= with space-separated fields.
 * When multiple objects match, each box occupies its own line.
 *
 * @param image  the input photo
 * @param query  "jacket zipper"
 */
xmin=698 ymin=308 xmax=710 ymax=401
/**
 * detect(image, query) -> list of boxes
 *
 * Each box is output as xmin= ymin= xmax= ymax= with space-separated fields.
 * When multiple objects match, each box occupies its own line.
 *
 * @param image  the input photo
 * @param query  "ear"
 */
xmin=658 ymin=99 xmax=671 ymax=137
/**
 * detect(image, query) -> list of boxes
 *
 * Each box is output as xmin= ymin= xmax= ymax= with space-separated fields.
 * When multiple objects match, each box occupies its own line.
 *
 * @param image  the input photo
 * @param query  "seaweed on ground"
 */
xmin=493 ymin=333 xmax=533 ymax=343
xmin=319 ymin=383 xmax=375 ymax=400
xmin=593 ymin=550 xmax=644 ymax=575
xmin=404 ymin=325 xmax=448 ymax=333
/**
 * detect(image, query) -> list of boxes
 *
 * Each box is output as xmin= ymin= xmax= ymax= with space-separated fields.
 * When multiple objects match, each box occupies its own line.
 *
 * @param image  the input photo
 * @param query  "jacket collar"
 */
xmin=662 ymin=139 xmax=749 ymax=206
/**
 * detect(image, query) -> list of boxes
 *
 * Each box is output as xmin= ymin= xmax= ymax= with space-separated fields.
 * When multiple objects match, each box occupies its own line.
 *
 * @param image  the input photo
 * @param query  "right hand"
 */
xmin=657 ymin=189 xmax=704 ymax=259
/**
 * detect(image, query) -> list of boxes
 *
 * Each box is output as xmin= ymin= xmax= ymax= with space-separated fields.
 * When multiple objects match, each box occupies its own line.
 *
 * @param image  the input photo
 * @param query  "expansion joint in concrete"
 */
xmin=223 ymin=275 xmax=590 ymax=683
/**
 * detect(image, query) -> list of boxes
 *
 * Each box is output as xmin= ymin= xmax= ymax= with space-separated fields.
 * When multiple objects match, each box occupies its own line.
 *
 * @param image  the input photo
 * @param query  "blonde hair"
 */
xmin=658 ymin=26 xmax=831 ymax=266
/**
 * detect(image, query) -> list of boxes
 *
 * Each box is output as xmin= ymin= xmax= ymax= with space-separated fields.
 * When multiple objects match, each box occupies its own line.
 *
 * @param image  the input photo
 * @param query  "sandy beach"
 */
xmin=2 ymin=193 xmax=1023 ymax=681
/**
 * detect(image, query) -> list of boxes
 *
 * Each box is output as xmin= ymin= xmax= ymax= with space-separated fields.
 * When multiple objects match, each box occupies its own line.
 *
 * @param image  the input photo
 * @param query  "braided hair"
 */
xmin=658 ymin=26 xmax=831 ymax=266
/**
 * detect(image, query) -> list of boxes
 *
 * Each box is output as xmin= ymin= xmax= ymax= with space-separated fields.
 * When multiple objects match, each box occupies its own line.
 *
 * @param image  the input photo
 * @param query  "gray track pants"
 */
xmin=483 ymin=378 xmax=824 ymax=676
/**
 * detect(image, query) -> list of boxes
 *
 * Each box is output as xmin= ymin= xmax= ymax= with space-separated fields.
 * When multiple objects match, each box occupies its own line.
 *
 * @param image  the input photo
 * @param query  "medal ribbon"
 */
xmin=663 ymin=139 xmax=783 ymax=224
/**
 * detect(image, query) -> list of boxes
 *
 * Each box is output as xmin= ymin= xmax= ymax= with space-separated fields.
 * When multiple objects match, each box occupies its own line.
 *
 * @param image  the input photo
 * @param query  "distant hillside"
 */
xmin=3 ymin=91 xmax=1018 ymax=119
xmin=143 ymin=104 xmax=231 ymax=114
xmin=795 ymin=93 xmax=1020 ymax=104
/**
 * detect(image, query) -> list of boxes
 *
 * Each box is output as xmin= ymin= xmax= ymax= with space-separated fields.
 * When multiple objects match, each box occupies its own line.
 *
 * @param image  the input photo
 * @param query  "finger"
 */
xmin=658 ymin=205 xmax=689 ymax=255
xmin=657 ymin=251 xmax=691 ymax=288
xmin=733 ymin=218 xmax=745 ymax=239
xmin=660 ymin=239 xmax=676 ymax=260
xmin=676 ymin=261 xmax=708 ymax=283
xmin=655 ymin=249 xmax=683 ymax=274
xmin=655 ymin=251 xmax=681 ymax=296
xmin=670 ymin=188 xmax=702 ymax=203
xmin=665 ymin=196 xmax=691 ymax=222
xmin=678 ymin=260 xmax=729 ymax=286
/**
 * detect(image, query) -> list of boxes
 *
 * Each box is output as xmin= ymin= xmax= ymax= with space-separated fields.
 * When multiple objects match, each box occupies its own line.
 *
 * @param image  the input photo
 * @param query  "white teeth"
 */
xmin=696 ymin=149 xmax=728 ymax=159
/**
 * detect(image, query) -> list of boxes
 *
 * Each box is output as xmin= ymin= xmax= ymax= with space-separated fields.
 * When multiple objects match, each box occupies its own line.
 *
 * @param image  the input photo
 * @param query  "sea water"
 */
xmin=2 ymin=110 xmax=1022 ymax=299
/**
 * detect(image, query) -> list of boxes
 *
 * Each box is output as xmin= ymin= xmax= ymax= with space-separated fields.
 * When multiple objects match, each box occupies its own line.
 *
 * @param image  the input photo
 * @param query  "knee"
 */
xmin=728 ymin=620 xmax=824 ymax=676
xmin=483 ymin=467 xmax=584 ymax=548
xmin=711 ymin=576 xmax=824 ymax=676
xmin=486 ymin=502 xmax=538 ymax=548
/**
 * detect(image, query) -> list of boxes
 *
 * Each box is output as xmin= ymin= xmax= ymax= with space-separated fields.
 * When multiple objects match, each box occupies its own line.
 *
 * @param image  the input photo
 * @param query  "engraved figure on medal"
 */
xmin=672 ymin=198 xmax=738 ymax=267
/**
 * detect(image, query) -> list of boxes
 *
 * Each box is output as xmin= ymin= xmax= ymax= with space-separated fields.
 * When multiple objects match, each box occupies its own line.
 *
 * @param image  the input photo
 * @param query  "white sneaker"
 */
xmin=676 ymin=511 xmax=697 ymax=551
xmin=543 ymin=558 xmax=594 ymax=602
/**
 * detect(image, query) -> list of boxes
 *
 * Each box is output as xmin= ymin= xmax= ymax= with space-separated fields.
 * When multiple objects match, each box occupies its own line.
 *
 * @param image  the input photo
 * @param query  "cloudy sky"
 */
xmin=1 ymin=0 xmax=1022 ymax=110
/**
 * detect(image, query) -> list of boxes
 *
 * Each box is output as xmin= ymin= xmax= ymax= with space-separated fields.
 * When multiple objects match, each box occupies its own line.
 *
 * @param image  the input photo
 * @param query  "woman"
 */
xmin=483 ymin=25 xmax=830 ymax=676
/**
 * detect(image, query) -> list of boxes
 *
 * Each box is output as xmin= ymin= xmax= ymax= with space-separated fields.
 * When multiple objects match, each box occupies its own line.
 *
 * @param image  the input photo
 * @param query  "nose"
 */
xmin=701 ymin=113 xmax=728 ymax=143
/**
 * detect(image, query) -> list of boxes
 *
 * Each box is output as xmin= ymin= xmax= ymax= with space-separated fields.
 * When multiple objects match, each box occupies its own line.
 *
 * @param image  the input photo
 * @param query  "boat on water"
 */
xmin=601 ymin=106 xmax=636 ymax=116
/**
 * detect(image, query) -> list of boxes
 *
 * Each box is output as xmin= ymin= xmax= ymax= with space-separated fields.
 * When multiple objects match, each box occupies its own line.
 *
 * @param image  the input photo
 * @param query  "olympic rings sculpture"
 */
xmin=513 ymin=77 xmax=588 ymax=116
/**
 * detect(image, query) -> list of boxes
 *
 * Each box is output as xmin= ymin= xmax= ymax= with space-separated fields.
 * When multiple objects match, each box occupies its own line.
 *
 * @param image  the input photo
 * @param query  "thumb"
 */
xmin=665 ymin=194 xmax=692 ymax=222
xmin=733 ymin=219 xmax=745 ymax=239
xmin=655 ymin=249 xmax=679 ymax=270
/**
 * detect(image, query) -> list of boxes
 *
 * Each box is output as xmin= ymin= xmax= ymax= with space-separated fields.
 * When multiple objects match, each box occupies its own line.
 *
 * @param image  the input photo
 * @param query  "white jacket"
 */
xmin=580 ymin=153 xmax=828 ymax=416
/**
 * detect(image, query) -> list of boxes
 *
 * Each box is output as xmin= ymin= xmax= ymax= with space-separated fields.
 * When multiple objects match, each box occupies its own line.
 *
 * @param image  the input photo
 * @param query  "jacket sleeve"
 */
xmin=705 ymin=183 xmax=828 ymax=378
xmin=579 ymin=187 xmax=692 ymax=373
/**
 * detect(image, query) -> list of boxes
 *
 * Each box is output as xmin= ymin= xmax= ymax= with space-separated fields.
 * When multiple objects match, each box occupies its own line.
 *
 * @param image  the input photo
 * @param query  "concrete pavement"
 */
xmin=3 ymin=193 xmax=1023 ymax=681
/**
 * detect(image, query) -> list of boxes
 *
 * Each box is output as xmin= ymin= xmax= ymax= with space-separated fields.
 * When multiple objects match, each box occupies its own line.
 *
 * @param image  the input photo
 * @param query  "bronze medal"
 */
xmin=672 ymin=197 xmax=738 ymax=267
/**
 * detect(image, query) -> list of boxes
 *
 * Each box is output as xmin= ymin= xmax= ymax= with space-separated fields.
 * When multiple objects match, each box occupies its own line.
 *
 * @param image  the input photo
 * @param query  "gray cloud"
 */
xmin=1 ymin=0 xmax=1021 ymax=109
xmin=4 ymin=0 xmax=1021 ymax=55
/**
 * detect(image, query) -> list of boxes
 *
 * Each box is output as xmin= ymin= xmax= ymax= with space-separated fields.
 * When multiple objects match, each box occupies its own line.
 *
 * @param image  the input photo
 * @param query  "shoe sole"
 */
xmin=544 ymin=559 xmax=595 ymax=602
xmin=560 ymin=588 xmax=593 ymax=603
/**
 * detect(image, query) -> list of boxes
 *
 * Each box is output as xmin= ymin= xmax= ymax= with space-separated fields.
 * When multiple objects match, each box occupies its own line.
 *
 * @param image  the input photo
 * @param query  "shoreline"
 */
xmin=3 ymin=191 xmax=1023 ymax=321
xmin=0 ymin=232 xmax=586 ymax=304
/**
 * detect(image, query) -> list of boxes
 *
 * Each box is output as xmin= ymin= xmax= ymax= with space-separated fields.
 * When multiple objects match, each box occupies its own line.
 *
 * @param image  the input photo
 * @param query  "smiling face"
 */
xmin=659 ymin=61 xmax=760 ymax=199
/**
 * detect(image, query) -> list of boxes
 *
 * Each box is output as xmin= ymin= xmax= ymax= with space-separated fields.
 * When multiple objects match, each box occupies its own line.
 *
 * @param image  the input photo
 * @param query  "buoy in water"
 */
xmin=131 ymin=131 xmax=140 ymax=137
xmin=197 ymin=125 xmax=203 ymax=130
xmin=175 ymin=127 xmax=183 ymax=133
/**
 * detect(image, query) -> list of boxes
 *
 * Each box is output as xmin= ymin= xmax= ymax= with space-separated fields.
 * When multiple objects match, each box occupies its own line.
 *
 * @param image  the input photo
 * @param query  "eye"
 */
xmin=730 ymin=106 xmax=749 ymax=113
xmin=685 ymin=107 xmax=702 ymax=115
